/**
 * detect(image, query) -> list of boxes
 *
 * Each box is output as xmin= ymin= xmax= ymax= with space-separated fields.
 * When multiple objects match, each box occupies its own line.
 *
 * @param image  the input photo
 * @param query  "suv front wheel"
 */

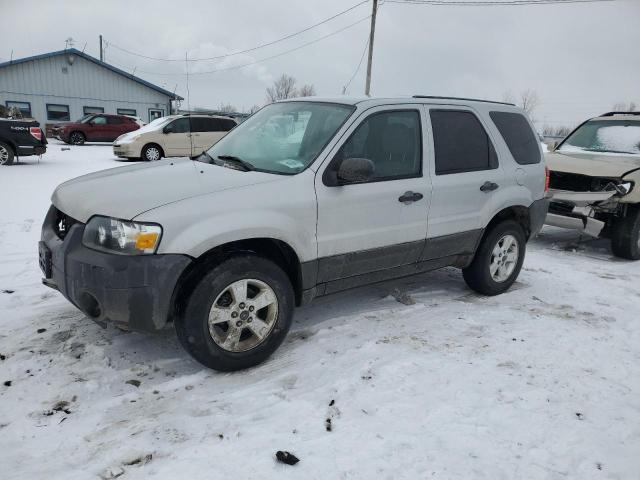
xmin=611 ymin=206 xmax=640 ymax=260
xmin=175 ymin=254 xmax=294 ymax=371
xmin=463 ymin=220 xmax=526 ymax=296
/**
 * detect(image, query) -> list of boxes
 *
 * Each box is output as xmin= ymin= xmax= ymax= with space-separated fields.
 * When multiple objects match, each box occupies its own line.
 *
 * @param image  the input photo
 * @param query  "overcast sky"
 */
xmin=2 ymin=0 xmax=638 ymax=127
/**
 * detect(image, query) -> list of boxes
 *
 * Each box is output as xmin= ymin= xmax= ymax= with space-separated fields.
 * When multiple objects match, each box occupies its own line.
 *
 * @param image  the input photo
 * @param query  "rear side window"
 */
xmin=490 ymin=111 xmax=540 ymax=165
xmin=430 ymin=110 xmax=498 ymax=175
xmin=107 ymin=117 xmax=122 ymax=125
xmin=192 ymin=117 xmax=237 ymax=132
xmin=169 ymin=118 xmax=190 ymax=133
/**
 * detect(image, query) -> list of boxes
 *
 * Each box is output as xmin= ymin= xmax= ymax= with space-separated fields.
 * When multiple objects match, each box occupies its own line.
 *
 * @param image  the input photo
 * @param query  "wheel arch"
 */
xmin=170 ymin=237 xmax=305 ymax=325
xmin=484 ymin=205 xmax=531 ymax=239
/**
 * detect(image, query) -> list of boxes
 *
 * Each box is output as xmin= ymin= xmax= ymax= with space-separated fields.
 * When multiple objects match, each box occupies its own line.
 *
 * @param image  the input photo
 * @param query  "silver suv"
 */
xmin=40 ymin=96 xmax=549 ymax=371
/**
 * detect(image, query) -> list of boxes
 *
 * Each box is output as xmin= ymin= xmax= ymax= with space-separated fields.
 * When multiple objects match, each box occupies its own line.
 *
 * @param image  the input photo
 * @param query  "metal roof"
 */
xmin=0 ymin=48 xmax=183 ymax=100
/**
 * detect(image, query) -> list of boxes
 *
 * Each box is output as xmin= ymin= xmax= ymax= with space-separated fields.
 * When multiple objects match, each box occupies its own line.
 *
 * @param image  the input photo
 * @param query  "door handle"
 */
xmin=480 ymin=181 xmax=499 ymax=192
xmin=398 ymin=191 xmax=424 ymax=204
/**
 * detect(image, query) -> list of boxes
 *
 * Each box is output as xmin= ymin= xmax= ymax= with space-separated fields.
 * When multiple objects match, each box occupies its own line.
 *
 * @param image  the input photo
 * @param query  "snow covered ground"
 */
xmin=1 ymin=142 xmax=639 ymax=479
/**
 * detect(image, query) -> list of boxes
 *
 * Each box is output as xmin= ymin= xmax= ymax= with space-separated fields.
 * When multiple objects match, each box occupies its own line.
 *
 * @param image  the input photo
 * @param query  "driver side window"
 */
xmin=91 ymin=116 xmax=107 ymax=125
xmin=334 ymin=110 xmax=422 ymax=182
xmin=169 ymin=118 xmax=190 ymax=133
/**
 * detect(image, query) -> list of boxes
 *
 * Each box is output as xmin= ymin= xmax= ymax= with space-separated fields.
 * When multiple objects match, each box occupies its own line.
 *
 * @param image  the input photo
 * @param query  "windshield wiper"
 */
xmin=216 ymin=155 xmax=255 ymax=172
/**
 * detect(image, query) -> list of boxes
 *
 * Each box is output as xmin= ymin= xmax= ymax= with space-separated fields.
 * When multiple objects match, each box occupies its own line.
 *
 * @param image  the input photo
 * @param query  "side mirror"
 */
xmin=337 ymin=158 xmax=374 ymax=184
xmin=163 ymin=125 xmax=173 ymax=134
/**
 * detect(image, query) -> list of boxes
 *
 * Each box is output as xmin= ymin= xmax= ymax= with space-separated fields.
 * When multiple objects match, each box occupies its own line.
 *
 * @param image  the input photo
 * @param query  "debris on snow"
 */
xmin=36 ymin=328 xmax=47 ymax=334
xmin=275 ymin=451 xmax=300 ymax=465
xmin=123 ymin=453 xmax=153 ymax=466
xmin=390 ymin=288 xmax=415 ymax=305
xmin=99 ymin=466 xmax=124 ymax=479
xmin=125 ymin=379 xmax=141 ymax=388
xmin=2 ymin=289 xmax=14 ymax=294
xmin=3 ymin=380 xmax=11 ymax=387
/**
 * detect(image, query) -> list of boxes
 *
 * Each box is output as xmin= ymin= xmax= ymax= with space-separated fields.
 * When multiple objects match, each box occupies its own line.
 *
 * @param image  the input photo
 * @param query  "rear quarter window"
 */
xmin=490 ymin=111 xmax=541 ymax=165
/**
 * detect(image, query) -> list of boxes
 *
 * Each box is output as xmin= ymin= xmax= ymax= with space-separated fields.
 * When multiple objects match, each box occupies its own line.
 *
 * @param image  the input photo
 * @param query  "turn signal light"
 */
xmin=135 ymin=232 xmax=160 ymax=250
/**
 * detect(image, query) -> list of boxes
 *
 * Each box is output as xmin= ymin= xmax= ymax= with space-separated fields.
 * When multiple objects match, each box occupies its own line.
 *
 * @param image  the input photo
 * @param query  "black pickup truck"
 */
xmin=0 ymin=118 xmax=47 ymax=165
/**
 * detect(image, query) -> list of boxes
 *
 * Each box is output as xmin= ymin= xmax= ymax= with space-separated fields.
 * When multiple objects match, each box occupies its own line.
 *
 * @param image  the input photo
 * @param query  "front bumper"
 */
xmin=544 ymin=189 xmax=616 ymax=237
xmin=113 ymin=143 xmax=138 ymax=158
xmin=40 ymin=206 xmax=192 ymax=332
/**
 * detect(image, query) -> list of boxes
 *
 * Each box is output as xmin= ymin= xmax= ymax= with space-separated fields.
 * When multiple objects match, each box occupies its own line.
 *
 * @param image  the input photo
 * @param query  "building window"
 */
xmin=46 ymin=104 xmax=70 ymax=121
xmin=83 ymin=106 xmax=104 ymax=115
xmin=6 ymin=101 xmax=32 ymax=118
xmin=117 ymin=108 xmax=137 ymax=116
xmin=149 ymin=109 xmax=164 ymax=122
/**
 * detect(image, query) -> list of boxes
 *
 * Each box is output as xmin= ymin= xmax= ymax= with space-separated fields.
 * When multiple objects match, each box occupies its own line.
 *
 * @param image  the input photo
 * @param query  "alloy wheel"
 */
xmin=208 ymin=278 xmax=279 ymax=353
xmin=145 ymin=147 xmax=160 ymax=161
xmin=490 ymin=234 xmax=519 ymax=283
xmin=0 ymin=145 xmax=8 ymax=165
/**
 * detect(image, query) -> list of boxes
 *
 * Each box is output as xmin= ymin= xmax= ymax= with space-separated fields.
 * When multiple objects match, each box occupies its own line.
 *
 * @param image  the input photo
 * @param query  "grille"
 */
xmin=54 ymin=208 xmax=78 ymax=240
xmin=549 ymin=171 xmax=619 ymax=193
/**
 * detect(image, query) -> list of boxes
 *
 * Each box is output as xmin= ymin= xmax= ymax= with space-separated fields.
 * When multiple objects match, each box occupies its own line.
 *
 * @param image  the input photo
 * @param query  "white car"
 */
xmin=41 ymin=96 xmax=548 ymax=371
xmin=113 ymin=114 xmax=238 ymax=161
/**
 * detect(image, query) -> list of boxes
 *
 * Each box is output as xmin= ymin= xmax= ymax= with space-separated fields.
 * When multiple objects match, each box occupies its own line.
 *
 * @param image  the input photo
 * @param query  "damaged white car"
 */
xmin=546 ymin=111 xmax=640 ymax=259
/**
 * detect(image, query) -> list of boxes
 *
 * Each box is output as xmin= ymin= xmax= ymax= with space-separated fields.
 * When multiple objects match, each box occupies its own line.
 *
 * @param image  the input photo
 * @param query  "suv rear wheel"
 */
xmin=463 ymin=220 xmax=526 ymax=295
xmin=0 ymin=142 xmax=15 ymax=165
xmin=69 ymin=131 xmax=85 ymax=145
xmin=175 ymin=254 xmax=294 ymax=371
xmin=611 ymin=206 xmax=640 ymax=260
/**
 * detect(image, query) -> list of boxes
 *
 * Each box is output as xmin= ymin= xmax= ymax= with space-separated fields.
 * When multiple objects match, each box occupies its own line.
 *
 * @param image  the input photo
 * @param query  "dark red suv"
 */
xmin=52 ymin=114 xmax=141 ymax=145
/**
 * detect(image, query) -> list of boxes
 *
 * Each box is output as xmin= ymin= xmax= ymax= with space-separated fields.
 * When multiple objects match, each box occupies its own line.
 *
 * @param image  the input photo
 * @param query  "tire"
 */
xmin=611 ymin=206 xmax=640 ymax=260
xmin=69 ymin=131 xmax=85 ymax=145
xmin=175 ymin=254 xmax=294 ymax=371
xmin=141 ymin=144 xmax=162 ymax=162
xmin=463 ymin=220 xmax=526 ymax=296
xmin=0 ymin=141 xmax=15 ymax=166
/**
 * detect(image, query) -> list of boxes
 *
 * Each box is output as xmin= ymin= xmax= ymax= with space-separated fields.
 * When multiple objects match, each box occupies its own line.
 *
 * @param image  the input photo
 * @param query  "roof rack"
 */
xmin=599 ymin=111 xmax=640 ymax=117
xmin=412 ymin=95 xmax=515 ymax=106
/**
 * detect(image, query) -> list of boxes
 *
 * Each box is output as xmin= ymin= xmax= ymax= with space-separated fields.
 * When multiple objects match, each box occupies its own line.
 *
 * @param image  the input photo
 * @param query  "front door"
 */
xmin=315 ymin=106 xmax=431 ymax=285
xmin=88 ymin=115 xmax=108 ymax=141
xmin=162 ymin=117 xmax=191 ymax=157
xmin=425 ymin=106 xmax=506 ymax=240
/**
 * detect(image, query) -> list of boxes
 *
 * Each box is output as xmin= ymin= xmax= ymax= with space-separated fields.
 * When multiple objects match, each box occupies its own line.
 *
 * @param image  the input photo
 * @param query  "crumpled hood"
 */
xmin=546 ymin=151 xmax=640 ymax=178
xmin=52 ymin=158 xmax=281 ymax=222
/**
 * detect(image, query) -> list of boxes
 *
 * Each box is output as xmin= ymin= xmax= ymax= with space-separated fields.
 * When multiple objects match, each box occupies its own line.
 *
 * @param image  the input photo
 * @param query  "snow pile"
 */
xmin=0 ymin=142 xmax=639 ymax=479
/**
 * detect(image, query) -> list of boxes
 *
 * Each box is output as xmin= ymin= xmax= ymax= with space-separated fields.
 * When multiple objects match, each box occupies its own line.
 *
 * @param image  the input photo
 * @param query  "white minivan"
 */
xmin=42 ymin=96 xmax=549 ymax=371
xmin=113 ymin=114 xmax=238 ymax=161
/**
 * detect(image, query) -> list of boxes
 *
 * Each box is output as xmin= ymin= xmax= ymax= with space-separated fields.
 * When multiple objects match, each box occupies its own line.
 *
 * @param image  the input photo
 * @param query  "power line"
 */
xmin=343 ymin=37 xmax=370 ymax=94
xmin=105 ymin=0 xmax=369 ymax=62
xmin=106 ymin=16 xmax=371 ymax=76
xmin=385 ymin=0 xmax=616 ymax=5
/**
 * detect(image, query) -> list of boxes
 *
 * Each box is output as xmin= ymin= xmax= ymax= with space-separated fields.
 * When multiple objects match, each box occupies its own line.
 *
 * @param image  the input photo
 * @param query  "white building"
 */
xmin=0 ymin=48 xmax=182 ymax=130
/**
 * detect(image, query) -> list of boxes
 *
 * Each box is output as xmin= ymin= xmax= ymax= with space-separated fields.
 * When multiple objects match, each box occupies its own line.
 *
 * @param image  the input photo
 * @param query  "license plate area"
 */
xmin=39 ymin=241 xmax=52 ymax=278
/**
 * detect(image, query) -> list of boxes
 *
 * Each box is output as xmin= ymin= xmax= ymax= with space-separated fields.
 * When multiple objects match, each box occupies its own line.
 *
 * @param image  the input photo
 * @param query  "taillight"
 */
xmin=544 ymin=166 xmax=550 ymax=193
xmin=30 ymin=127 xmax=42 ymax=141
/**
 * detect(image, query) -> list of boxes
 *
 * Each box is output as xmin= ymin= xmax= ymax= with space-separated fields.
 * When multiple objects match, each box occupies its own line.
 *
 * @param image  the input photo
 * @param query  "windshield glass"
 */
xmin=76 ymin=114 xmax=93 ymax=123
xmin=559 ymin=120 xmax=640 ymax=155
xmin=203 ymin=102 xmax=354 ymax=174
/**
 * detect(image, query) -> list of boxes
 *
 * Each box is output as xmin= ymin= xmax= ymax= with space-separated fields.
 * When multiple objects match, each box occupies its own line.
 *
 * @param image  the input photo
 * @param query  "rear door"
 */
xmin=191 ymin=117 xmax=236 ymax=155
xmin=105 ymin=116 xmax=125 ymax=141
xmin=315 ymin=106 xmax=431 ymax=286
xmin=424 ymin=106 xmax=505 ymax=249
xmin=162 ymin=118 xmax=192 ymax=157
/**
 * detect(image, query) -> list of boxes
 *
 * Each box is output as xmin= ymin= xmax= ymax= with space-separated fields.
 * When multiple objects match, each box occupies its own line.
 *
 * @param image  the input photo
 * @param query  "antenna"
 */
xmin=185 ymin=52 xmax=194 ymax=155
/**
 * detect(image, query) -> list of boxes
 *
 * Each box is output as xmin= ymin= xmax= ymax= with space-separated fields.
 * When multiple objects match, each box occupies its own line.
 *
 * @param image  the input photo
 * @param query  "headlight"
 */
xmin=119 ymin=134 xmax=140 ymax=144
xmin=82 ymin=216 xmax=162 ymax=255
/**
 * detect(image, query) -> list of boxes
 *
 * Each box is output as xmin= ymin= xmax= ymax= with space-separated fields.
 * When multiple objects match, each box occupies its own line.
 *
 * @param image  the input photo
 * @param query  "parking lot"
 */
xmin=0 ymin=142 xmax=637 ymax=479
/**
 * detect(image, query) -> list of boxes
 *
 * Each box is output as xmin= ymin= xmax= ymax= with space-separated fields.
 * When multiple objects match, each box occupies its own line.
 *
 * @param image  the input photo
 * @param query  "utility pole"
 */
xmin=99 ymin=35 xmax=103 ymax=62
xmin=364 ymin=0 xmax=378 ymax=97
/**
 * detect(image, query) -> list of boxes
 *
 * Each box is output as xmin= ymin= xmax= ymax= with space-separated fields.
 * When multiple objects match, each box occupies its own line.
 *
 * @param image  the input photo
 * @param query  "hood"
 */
xmin=52 ymin=158 xmax=282 ymax=222
xmin=545 ymin=150 xmax=640 ymax=178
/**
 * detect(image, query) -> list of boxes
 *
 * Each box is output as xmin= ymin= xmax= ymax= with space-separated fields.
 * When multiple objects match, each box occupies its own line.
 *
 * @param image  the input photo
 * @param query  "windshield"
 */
xmin=559 ymin=120 xmax=640 ymax=155
xmin=76 ymin=114 xmax=94 ymax=123
xmin=203 ymin=102 xmax=354 ymax=174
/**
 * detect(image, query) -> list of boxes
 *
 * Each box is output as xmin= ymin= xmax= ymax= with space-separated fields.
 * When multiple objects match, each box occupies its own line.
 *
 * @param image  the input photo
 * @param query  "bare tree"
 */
xmin=519 ymin=89 xmax=540 ymax=118
xmin=542 ymin=124 xmax=572 ymax=137
xmin=502 ymin=90 xmax=515 ymax=105
xmin=298 ymin=84 xmax=316 ymax=97
xmin=247 ymin=105 xmax=261 ymax=115
xmin=266 ymin=74 xmax=298 ymax=103
xmin=218 ymin=103 xmax=237 ymax=113
xmin=612 ymin=101 xmax=637 ymax=112
xmin=0 ymin=105 xmax=7 ymax=118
